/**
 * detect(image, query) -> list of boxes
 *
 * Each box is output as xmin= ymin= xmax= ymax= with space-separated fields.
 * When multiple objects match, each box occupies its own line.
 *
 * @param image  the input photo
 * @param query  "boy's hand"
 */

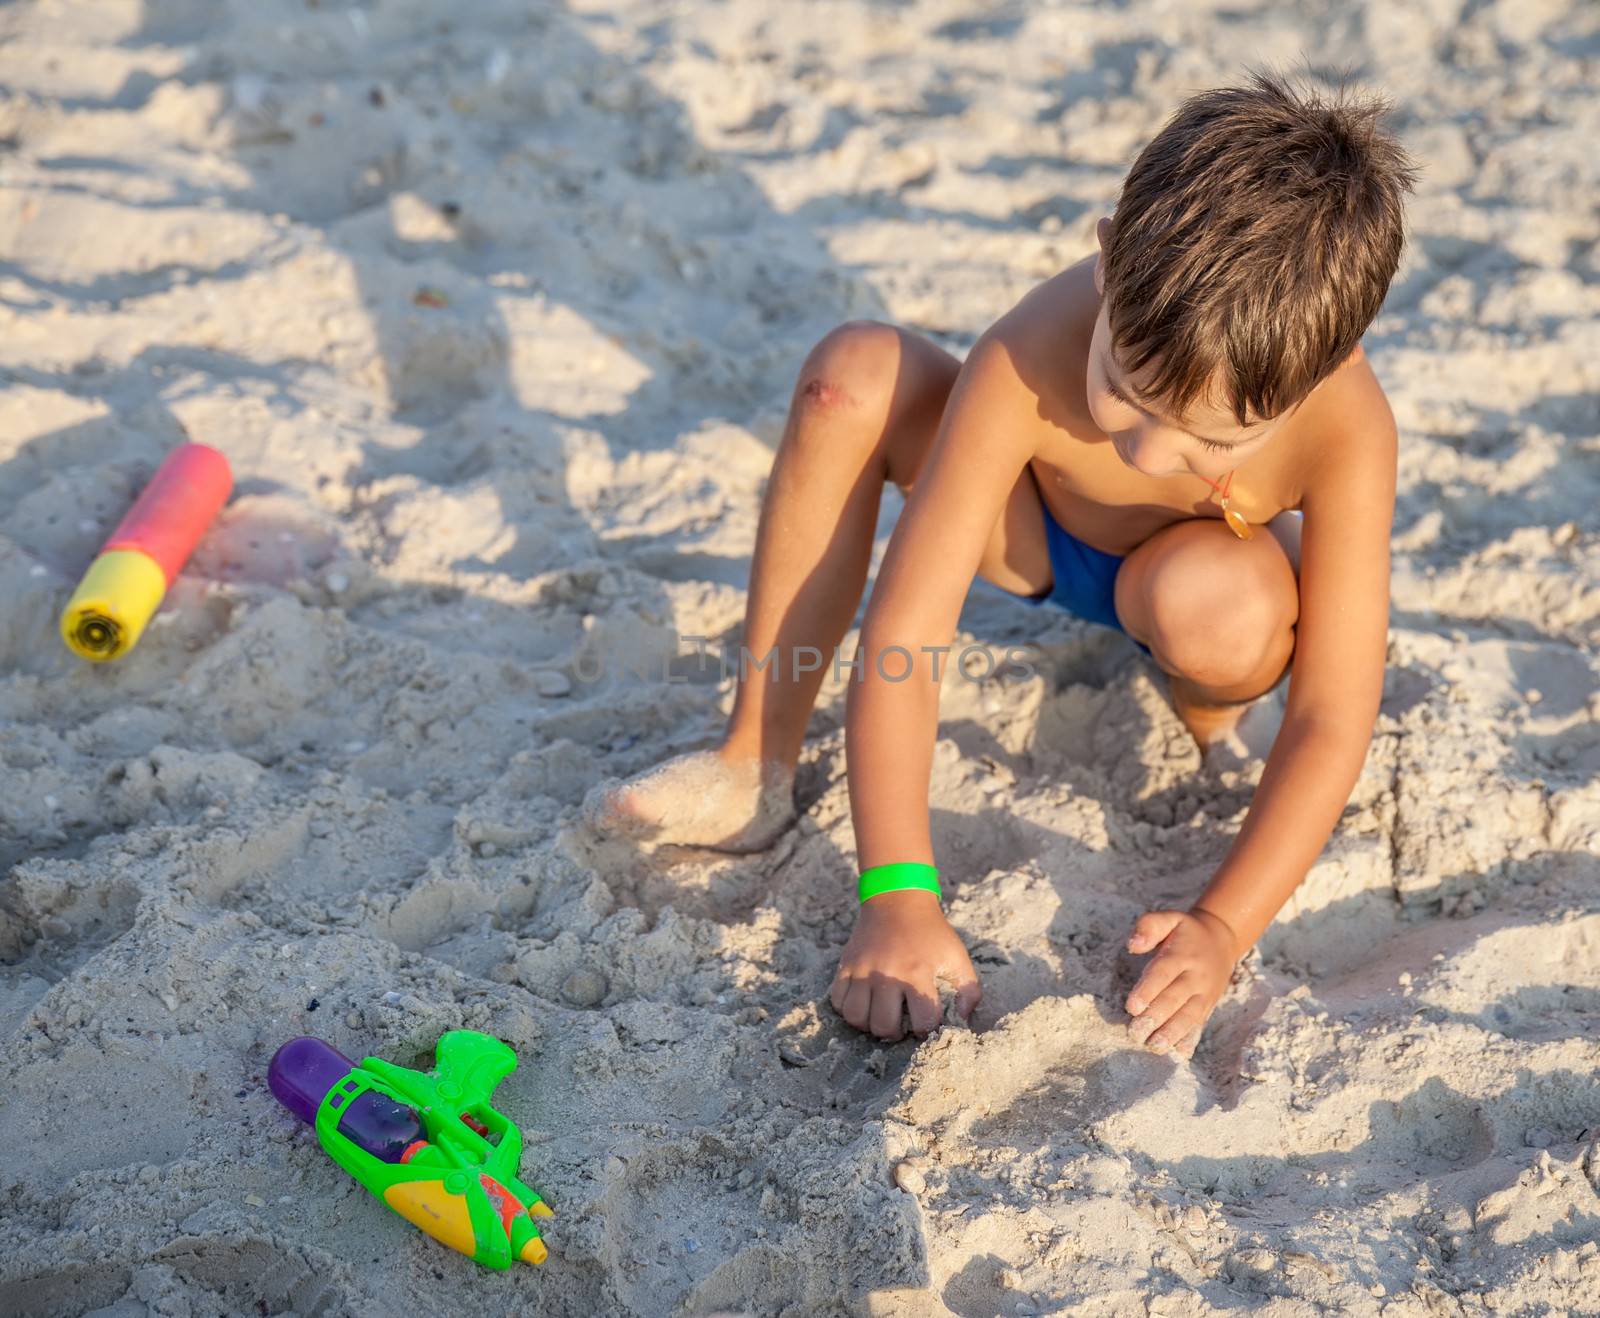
xmin=1124 ymin=908 xmax=1240 ymax=1058
xmin=829 ymin=890 xmax=982 ymax=1041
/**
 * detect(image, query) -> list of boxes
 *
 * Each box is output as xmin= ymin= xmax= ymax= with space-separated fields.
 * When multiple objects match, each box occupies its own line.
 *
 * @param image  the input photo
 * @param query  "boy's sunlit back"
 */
xmin=588 ymin=71 xmax=1417 ymax=1053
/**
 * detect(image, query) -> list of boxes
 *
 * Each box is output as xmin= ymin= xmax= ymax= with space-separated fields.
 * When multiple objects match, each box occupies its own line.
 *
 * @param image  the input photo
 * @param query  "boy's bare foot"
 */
xmin=1169 ymin=681 xmax=1255 ymax=753
xmin=581 ymin=748 xmax=796 ymax=853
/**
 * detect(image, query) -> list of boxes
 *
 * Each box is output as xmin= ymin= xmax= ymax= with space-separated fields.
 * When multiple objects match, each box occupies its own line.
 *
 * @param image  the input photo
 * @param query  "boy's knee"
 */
xmin=1143 ymin=535 xmax=1295 ymax=688
xmin=1152 ymin=614 xmax=1277 ymax=690
xmin=796 ymin=320 xmax=902 ymax=418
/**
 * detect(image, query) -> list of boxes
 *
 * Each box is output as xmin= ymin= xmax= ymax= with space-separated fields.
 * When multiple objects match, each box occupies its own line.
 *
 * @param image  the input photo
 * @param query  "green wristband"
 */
xmin=858 ymin=863 xmax=941 ymax=904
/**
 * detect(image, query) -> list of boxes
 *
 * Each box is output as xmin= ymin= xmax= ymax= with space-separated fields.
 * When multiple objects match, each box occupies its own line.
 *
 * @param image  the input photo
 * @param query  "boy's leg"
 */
xmin=721 ymin=322 xmax=958 ymax=772
xmin=588 ymin=320 xmax=1052 ymax=850
xmin=1112 ymin=515 xmax=1300 ymax=747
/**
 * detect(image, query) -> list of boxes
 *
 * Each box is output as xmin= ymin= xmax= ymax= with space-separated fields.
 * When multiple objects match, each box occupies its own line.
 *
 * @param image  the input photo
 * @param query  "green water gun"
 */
xmin=269 ymin=1030 xmax=553 ymax=1268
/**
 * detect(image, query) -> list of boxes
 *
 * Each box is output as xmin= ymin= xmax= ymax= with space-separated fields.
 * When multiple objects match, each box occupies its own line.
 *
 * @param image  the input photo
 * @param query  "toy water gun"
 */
xmin=60 ymin=441 xmax=232 ymax=661
xmin=268 ymin=1031 xmax=553 ymax=1268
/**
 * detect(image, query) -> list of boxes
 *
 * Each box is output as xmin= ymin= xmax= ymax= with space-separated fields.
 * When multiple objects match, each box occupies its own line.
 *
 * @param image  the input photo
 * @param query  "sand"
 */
xmin=1 ymin=1 xmax=1598 ymax=1315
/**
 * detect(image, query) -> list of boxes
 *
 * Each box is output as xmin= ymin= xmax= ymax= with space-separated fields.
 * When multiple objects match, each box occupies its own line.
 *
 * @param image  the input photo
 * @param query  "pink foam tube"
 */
xmin=104 ymin=441 xmax=234 ymax=584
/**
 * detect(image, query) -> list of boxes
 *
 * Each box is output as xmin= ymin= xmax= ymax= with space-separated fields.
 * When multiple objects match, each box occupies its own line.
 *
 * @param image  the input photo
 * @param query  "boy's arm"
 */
xmin=831 ymin=331 xmax=1041 ymax=1039
xmin=1128 ymin=381 xmax=1399 ymax=1053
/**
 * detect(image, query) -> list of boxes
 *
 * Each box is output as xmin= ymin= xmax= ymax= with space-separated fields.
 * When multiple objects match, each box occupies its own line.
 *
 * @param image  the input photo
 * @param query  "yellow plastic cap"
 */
xmin=519 ymin=1236 xmax=548 ymax=1265
xmin=60 ymin=549 xmax=167 ymax=662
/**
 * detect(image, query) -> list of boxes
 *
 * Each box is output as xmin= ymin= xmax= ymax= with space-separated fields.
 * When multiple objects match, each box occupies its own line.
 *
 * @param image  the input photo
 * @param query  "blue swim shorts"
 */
xmin=1017 ymin=504 xmax=1137 ymax=640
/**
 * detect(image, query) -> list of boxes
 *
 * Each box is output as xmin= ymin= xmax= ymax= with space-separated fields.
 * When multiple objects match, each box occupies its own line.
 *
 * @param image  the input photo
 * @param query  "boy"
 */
xmin=587 ymin=73 xmax=1416 ymax=1056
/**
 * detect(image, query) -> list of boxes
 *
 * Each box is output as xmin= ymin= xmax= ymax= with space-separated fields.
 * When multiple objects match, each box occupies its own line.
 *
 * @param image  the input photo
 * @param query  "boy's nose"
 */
xmin=1119 ymin=427 xmax=1184 ymax=478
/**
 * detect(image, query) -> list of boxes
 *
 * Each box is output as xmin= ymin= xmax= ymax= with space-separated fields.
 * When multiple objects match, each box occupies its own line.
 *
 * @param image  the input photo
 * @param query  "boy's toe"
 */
xmin=579 ymin=779 xmax=653 ymax=839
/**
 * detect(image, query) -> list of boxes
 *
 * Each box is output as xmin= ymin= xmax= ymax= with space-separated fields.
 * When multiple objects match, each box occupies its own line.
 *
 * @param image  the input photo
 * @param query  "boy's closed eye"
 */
xmin=1099 ymin=356 xmax=1264 ymax=453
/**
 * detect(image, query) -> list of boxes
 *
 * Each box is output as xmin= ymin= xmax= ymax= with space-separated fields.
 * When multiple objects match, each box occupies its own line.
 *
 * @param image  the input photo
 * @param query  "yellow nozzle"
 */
xmin=60 ymin=549 xmax=167 ymax=662
xmin=519 ymin=1236 xmax=548 ymax=1265
xmin=530 ymin=1200 xmax=554 ymax=1218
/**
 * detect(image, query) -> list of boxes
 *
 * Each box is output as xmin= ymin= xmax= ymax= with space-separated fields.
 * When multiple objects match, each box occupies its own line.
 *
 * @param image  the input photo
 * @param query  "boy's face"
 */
xmin=1087 ymin=218 xmax=1290 ymax=481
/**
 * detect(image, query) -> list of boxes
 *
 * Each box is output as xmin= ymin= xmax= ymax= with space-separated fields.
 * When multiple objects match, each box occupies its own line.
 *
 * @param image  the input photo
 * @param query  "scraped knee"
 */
xmin=801 ymin=377 xmax=850 ymax=410
xmin=795 ymin=320 xmax=902 ymax=418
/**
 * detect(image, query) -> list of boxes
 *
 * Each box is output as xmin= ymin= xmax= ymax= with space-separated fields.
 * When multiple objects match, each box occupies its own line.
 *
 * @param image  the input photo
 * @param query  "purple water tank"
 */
xmin=268 ymin=1036 xmax=425 ymax=1164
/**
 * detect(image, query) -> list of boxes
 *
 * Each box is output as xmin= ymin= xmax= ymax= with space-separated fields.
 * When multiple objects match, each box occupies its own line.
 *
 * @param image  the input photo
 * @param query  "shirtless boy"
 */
xmin=589 ymin=73 xmax=1416 ymax=1056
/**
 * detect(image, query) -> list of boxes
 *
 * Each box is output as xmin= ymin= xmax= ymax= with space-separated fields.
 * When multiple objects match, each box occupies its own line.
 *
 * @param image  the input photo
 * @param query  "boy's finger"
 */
xmin=905 ymin=984 xmax=941 ymax=1037
xmin=954 ymin=973 xmax=982 ymax=1021
xmin=1175 ymin=1027 xmax=1202 ymax=1059
xmin=869 ymin=984 xmax=909 ymax=1041
xmin=828 ymin=972 xmax=851 ymax=1016
xmin=1134 ymin=975 xmax=1196 ymax=1029
xmin=838 ymin=977 xmax=873 ymax=1031
xmin=1149 ymin=998 xmax=1208 ymax=1052
xmin=1128 ymin=909 xmax=1183 ymax=953
xmin=1126 ymin=955 xmax=1184 ymax=1016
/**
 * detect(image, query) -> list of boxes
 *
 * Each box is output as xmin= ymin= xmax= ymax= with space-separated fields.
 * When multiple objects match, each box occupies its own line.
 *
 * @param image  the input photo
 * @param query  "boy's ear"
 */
xmin=1092 ymin=216 xmax=1111 ymax=296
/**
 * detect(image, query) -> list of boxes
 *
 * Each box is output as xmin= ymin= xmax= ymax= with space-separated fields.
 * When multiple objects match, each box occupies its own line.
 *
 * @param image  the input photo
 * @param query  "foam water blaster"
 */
xmin=60 ymin=441 xmax=233 ymax=661
xmin=268 ymin=1031 xmax=553 ymax=1268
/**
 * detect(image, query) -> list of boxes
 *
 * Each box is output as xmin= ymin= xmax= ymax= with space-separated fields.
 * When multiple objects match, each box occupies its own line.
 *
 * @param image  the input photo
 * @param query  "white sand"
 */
xmin=1 ymin=1 xmax=1598 ymax=1315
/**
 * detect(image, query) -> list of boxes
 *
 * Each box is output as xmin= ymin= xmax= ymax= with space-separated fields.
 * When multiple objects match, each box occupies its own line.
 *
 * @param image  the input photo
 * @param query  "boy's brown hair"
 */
xmin=1102 ymin=70 xmax=1417 ymax=425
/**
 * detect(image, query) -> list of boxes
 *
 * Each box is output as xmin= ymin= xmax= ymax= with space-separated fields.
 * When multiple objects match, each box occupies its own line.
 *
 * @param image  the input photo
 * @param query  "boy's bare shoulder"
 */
xmin=1293 ymin=345 xmax=1399 ymax=501
xmin=982 ymin=258 xmax=1097 ymax=363
xmin=971 ymin=259 xmax=1098 ymax=431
